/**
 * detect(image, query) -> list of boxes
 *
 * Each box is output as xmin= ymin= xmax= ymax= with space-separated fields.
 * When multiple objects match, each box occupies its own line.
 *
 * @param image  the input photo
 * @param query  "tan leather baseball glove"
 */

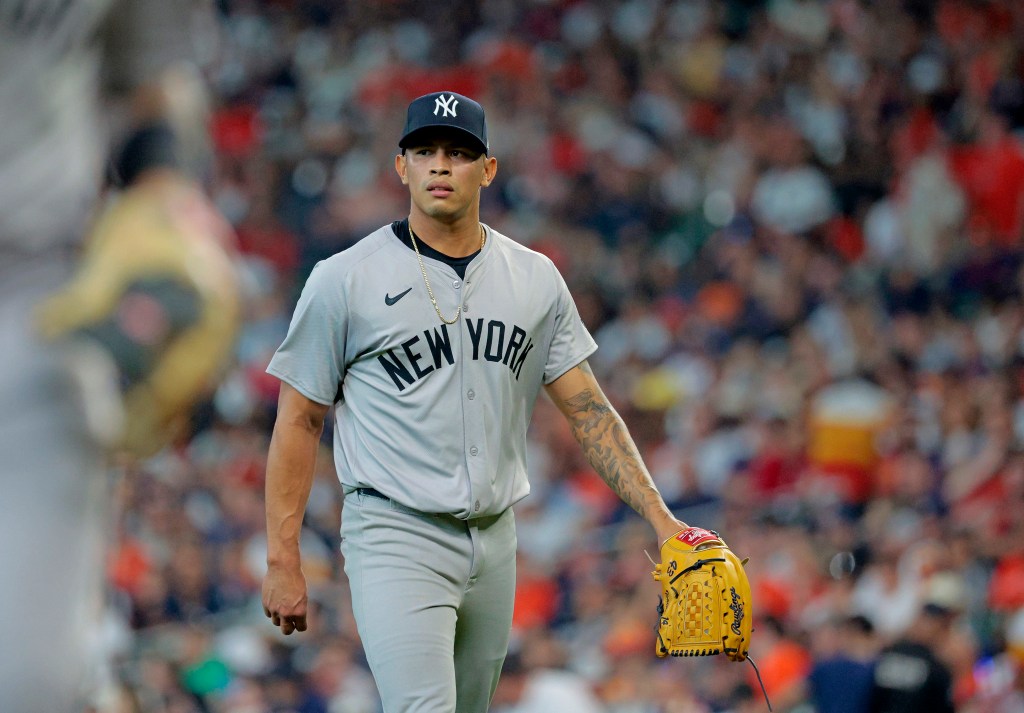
xmin=652 ymin=526 xmax=753 ymax=661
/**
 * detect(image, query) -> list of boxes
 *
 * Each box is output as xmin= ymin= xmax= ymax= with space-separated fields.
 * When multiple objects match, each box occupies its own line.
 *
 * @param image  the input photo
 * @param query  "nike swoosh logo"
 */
xmin=385 ymin=287 xmax=413 ymax=306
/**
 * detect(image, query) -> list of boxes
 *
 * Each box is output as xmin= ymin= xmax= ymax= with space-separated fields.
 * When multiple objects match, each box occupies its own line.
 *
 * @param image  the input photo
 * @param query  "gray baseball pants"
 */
xmin=0 ymin=261 xmax=110 ymax=712
xmin=341 ymin=489 xmax=517 ymax=713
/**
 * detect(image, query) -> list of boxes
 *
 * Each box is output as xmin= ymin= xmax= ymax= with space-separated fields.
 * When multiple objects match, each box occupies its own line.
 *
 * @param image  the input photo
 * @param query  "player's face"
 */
xmin=396 ymin=133 xmax=498 ymax=225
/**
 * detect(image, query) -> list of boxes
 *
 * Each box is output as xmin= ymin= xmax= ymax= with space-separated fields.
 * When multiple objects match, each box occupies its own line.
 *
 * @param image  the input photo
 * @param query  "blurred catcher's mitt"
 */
xmin=36 ymin=174 xmax=241 ymax=457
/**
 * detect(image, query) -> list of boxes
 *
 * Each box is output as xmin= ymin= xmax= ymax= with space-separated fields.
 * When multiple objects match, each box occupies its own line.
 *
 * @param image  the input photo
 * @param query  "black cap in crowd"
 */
xmin=398 ymin=91 xmax=489 ymax=155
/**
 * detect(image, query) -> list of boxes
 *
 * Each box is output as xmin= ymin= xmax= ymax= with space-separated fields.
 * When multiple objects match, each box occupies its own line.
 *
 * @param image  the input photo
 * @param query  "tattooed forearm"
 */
xmin=561 ymin=387 xmax=665 ymax=522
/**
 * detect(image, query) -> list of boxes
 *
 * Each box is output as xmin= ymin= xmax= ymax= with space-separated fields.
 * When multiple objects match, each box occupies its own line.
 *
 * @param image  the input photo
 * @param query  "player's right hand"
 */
xmin=262 ymin=563 xmax=309 ymax=635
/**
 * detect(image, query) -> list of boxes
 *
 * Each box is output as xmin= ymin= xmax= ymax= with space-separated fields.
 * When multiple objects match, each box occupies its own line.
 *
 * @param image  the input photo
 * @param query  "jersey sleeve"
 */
xmin=543 ymin=262 xmax=598 ymax=384
xmin=267 ymin=261 xmax=347 ymax=405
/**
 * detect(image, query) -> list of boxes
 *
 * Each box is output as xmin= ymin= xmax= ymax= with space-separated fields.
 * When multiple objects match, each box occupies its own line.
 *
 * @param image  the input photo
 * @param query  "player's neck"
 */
xmin=408 ymin=213 xmax=484 ymax=258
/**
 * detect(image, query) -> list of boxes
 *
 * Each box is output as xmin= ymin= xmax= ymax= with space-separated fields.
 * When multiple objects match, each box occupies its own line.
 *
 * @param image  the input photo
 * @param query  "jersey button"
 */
xmin=467 ymin=389 xmax=475 ymax=400
xmin=453 ymin=279 xmax=461 ymax=289
xmin=474 ymin=500 xmax=481 ymax=512
xmin=469 ymin=446 xmax=479 ymax=456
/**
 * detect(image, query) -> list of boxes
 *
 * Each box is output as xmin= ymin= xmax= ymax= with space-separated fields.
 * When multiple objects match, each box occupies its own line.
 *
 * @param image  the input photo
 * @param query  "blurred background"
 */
xmin=97 ymin=1 xmax=1024 ymax=711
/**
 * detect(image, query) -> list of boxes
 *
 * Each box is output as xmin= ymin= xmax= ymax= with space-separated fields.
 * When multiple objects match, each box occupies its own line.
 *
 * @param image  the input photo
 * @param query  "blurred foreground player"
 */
xmin=0 ymin=2 xmax=239 ymax=710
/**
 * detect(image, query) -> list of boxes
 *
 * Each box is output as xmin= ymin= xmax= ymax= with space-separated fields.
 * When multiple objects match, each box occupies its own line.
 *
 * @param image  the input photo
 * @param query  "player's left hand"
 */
xmin=655 ymin=517 xmax=690 ymax=548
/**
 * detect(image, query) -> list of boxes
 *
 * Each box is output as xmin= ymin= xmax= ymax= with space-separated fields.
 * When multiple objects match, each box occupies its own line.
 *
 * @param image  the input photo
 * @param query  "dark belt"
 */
xmin=352 ymin=487 xmax=504 ymax=527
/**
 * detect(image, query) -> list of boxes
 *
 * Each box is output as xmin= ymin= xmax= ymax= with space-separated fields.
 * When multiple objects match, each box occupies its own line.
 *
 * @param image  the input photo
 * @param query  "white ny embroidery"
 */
xmin=434 ymin=94 xmax=459 ymax=118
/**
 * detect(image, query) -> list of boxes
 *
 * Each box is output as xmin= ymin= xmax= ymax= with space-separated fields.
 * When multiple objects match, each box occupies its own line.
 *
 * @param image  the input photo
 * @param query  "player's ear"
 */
xmin=480 ymin=156 xmax=497 ymax=188
xmin=395 ymin=154 xmax=409 ymax=185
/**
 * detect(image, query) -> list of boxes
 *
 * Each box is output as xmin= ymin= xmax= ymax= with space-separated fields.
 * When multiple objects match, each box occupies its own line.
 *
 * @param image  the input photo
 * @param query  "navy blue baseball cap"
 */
xmin=399 ymin=91 xmax=489 ymax=155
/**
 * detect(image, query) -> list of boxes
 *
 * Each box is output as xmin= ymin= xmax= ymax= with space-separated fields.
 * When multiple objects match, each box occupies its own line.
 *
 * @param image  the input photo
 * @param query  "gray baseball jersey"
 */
xmin=267 ymin=223 xmax=598 ymax=519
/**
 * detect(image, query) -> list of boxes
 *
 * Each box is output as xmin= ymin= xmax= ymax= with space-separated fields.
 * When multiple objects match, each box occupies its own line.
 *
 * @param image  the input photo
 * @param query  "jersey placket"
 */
xmin=458 ymin=261 xmax=488 ymax=516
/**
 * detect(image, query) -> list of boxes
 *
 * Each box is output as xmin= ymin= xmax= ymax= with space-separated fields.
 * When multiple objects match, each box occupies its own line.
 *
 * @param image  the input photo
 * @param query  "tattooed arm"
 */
xmin=544 ymin=361 xmax=687 ymax=545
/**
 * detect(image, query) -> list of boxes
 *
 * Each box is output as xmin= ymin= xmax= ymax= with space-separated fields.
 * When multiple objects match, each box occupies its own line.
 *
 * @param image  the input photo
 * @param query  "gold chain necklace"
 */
xmin=409 ymin=223 xmax=486 ymax=325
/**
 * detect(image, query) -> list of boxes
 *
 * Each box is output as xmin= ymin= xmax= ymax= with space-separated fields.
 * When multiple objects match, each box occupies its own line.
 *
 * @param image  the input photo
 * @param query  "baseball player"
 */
xmin=262 ymin=91 xmax=688 ymax=712
xmin=1 ymin=3 xmax=234 ymax=710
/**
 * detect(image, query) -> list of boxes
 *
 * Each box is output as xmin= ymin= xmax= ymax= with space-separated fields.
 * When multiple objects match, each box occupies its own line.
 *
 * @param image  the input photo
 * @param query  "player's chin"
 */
xmin=421 ymin=202 xmax=465 ymax=222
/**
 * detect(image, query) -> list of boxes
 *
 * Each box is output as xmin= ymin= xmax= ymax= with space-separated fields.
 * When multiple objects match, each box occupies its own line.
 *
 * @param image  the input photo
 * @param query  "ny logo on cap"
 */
xmin=434 ymin=94 xmax=459 ymax=118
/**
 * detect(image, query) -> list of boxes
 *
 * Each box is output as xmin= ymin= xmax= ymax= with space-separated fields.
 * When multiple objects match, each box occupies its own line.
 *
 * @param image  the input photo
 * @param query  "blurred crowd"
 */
xmin=98 ymin=0 xmax=1024 ymax=711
